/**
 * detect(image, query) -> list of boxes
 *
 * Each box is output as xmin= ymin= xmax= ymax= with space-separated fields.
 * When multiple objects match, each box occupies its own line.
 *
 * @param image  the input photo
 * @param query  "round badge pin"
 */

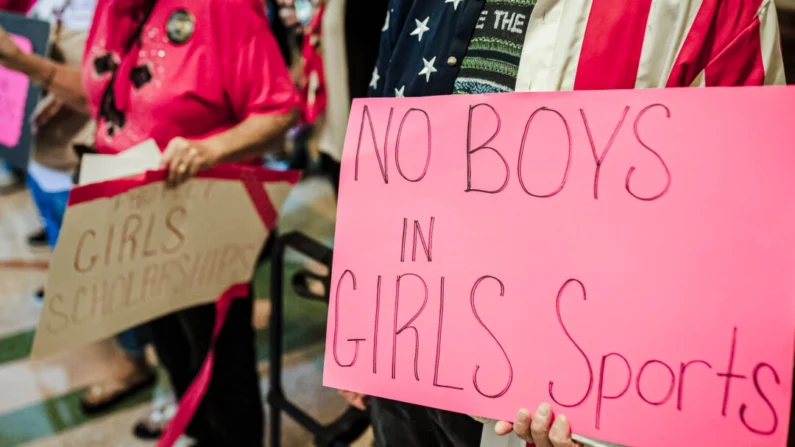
xmin=166 ymin=9 xmax=195 ymax=45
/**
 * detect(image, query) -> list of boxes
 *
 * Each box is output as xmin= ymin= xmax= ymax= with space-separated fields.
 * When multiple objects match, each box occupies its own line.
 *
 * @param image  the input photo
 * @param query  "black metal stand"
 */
xmin=268 ymin=231 xmax=370 ymax=447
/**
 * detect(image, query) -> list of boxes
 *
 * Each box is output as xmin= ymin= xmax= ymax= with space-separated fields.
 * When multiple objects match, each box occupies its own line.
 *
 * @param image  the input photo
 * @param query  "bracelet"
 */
xmin=40 ymin=65 xmax=57 ymax=91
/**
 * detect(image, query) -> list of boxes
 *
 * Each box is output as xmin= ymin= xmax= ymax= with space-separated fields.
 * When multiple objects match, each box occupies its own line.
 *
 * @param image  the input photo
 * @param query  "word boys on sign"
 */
xmin=32 ymin=167 xmax=297 ymax=358
xmin=323 ymin=87 xmax=795 ymax=447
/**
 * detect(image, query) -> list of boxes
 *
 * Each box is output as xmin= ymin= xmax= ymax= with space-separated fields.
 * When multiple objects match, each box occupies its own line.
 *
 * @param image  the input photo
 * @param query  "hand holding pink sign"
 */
xmin=0 ymin=33 xmax=32 ymax=148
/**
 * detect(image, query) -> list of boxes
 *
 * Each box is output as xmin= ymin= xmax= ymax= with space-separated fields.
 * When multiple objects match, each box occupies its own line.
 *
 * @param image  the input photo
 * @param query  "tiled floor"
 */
xmin=0 ymin=174 xmax=374 ymax=447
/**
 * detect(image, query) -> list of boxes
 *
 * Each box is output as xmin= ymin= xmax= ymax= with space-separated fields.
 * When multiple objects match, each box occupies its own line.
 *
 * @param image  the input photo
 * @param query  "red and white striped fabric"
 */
xmin=516 ymin=0 xmax=784 ymax=91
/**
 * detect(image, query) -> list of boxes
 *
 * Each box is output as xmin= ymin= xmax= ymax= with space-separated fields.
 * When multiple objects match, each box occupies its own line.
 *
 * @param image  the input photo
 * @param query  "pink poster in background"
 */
xmin=0 ymin=33 xmax=32 ymax=148
xmin=323 ymin=87 xmax=795 ymax=447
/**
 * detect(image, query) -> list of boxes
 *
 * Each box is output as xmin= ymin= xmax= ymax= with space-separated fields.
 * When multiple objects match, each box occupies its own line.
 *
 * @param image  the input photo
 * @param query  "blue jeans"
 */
xmin=26 ymin=173 xmax=69 ymax=247
xmin=27 ymin=174 xmax=151 ymax=359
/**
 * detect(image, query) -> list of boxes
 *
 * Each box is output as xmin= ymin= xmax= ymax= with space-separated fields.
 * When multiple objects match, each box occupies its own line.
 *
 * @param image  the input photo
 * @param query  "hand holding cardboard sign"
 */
xmin=162 ymin=137 xmax=222 ymax=186
xmin=0 ymin=25 xmax=22 ymax=68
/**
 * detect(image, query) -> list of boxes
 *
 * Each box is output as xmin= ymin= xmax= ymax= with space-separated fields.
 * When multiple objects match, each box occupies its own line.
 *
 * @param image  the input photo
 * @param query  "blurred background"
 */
xmin=1 ymin=0 xmax=794 ymax=446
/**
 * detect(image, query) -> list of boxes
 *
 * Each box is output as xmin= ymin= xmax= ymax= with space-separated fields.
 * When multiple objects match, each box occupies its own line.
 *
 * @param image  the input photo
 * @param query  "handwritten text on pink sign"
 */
xmin=0 ymin=34 xmax=32 ymax=148
xmin=323 ymin=88 xmax=795 ymax=447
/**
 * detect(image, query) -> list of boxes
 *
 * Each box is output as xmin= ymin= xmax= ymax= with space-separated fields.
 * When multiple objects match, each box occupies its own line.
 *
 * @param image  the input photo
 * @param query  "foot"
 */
xmin=133 ymin=401 xmax=177 ymax=440
xmin=27 ymin=229 xmax=48 ymax=248
xmin=80 ymin=356 xmax=156 ymax=414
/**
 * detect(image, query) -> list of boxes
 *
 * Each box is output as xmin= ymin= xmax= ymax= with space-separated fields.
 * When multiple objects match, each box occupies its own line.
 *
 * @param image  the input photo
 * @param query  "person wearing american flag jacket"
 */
xmin=337 ymin=0 xmax=786 ymax=446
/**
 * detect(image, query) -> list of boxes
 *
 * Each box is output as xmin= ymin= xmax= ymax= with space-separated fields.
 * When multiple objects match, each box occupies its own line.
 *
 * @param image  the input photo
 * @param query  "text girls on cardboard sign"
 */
xmin=323 ymin=87 xmax=795 ymax=447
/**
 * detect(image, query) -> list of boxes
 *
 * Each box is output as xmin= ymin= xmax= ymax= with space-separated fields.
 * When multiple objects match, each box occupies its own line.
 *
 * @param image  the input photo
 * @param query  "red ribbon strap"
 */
xmin=157 ymin=168 xmax=284 ymax=447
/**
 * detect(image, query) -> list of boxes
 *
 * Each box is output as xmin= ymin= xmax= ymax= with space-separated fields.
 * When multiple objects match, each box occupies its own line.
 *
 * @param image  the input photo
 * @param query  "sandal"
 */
xmin=79 ymin=366 xmax=157 ymax=415
xmin=133 ymin=401 xmax=177 ymax=440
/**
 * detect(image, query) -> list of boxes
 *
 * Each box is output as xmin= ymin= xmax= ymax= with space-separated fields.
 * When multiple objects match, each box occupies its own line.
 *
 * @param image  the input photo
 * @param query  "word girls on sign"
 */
xmin=323 ymin=87 xmax=795 ymax=447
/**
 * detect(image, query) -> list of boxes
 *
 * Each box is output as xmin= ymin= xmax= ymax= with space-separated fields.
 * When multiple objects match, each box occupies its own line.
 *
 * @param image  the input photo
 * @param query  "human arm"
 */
xmin=162 ymin=111 xmax=296 ymax=184
xmin=0 ymin=25 xmax=88 ymax=112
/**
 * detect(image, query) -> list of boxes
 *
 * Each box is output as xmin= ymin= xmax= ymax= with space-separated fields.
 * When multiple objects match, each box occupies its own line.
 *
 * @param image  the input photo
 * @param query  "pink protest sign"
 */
xmin=323 ymin=87 xmax=795 ymax=447
xmin=0 ymin=33 xmax=32 ymax=147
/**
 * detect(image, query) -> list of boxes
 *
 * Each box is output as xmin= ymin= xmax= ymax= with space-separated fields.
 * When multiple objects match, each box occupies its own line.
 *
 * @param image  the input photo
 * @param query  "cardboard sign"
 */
xmin=0 ymin=12 xmax=50 ymax=171
xmin=32 ymin=166 xmax=298 ymax=359
xmin=323 ymin=87 xmax=795 ymax=447
xmin=78 ymin=140 xmax=163 ymax=185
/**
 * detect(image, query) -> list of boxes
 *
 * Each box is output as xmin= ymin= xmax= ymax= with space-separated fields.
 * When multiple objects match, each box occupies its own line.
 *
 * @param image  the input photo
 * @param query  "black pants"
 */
xmin=150 ymin=290 xmax=263 ymax=447
xmin=370 ymin=398 xmax=482 ymax=447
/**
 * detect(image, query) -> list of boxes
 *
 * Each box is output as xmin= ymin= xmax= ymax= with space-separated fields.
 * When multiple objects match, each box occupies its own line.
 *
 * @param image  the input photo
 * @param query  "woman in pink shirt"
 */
xmin=0 ymin=0 xmax=298 ymax=444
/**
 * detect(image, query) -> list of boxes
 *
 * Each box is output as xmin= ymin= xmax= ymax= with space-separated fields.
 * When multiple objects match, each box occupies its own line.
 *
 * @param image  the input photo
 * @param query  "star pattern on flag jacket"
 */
xmin=370 ymin=0 xmax=785 ymax=98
